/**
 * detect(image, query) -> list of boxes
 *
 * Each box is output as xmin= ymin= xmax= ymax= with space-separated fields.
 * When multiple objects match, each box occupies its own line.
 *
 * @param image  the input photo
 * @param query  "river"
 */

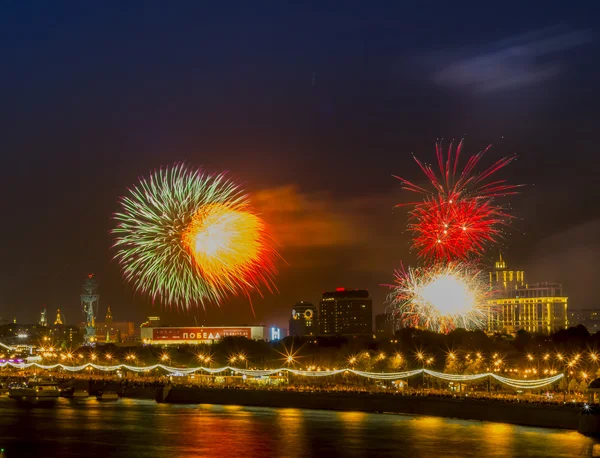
xmin=0 ymin=397 xmax=596 ymax=457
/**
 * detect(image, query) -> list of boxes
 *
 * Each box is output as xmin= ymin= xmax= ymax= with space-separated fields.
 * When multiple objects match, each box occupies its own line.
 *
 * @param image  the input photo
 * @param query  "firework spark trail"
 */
xmin=387 ymin=263 xmax=489 ymax=333
xmin=112 ymin=164 xmax=279 ymax=309
xmin=394 ymin=139 xmax=522 ymax=261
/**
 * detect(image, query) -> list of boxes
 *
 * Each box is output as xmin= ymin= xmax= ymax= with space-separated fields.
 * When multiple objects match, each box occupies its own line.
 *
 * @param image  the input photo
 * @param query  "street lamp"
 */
xmin=416 ymin=352 xmax=426 ymax=391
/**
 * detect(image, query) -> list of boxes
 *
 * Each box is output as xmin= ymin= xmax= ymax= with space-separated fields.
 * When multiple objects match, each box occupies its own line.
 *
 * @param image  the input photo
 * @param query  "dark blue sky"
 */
xmin=0 ymin=1 xmax=599 ymax=330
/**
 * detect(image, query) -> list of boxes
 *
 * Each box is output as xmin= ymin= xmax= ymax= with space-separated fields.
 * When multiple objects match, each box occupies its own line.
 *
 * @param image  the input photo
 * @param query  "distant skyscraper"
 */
xmin=489 ymin=253 xmax=524 ymax=295
xmin=319 ymin=288 xmax=372 ymax=336
xmin=105 ymin=306 xmax=113 ymax=342
xmin=39 ymin=306 xmax=47 ymax=327
xmin=54 ymin=309 xmax=64 ymax=325
xmin=95 ymin=306 xmax=135 ymax=343
xmin=289 ymin=302 xmax=318 ymax=337
xmin=105 ymin=306 xmax=113 ymax=325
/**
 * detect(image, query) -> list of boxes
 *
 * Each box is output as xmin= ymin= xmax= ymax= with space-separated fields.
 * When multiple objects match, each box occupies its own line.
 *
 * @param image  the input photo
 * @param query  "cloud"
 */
xmin=432 ymin=26 xmax=592 ymax=94
xmin=253 ymin=185 xmax=409 ymax=273
xmin=253 ymin=185 xmax=362 ymax=249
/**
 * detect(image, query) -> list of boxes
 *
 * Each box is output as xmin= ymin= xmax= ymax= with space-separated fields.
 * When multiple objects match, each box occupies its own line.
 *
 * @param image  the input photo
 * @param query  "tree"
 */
xmin=568 ymin=378 xmax=579 ymax=394
xmin=558 ymin=377 xmax=567 ymax=391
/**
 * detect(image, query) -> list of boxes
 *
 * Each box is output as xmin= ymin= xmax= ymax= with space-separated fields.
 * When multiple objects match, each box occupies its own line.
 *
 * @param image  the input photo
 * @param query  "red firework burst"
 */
xmin=395 ymin=140 xmax=521 ymax=261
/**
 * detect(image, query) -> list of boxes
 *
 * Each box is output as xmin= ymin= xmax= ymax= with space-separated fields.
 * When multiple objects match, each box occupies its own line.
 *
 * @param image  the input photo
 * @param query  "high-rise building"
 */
xmin=39 ymin=306 xmax=47 ymax=327
xmin=489 ymin=253 xmax=525 ymax=295
xmin=319 ymin=288 xmax=372 ymax=336
xmin=289 ymin=302 xmax=318 ymax=337
xmin=54 ymin=309 xmax=64 ymax=325
xmin=486 ymin=256 xmax=568 ymax=334
xmin=94 ymin=306 xmax=135 ymax=343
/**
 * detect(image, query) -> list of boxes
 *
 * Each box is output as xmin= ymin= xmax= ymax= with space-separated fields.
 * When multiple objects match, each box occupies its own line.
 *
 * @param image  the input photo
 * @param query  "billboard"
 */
xmin=151 ymin=327 xmax=252 ymax=342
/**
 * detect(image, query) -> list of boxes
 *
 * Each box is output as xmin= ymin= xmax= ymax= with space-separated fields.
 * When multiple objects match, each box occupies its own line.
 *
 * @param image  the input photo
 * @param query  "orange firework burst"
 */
xmin=182 ymin=202 xmax=278 ymax=297
xmin=112 ymin=164 xmax=279 ymax=309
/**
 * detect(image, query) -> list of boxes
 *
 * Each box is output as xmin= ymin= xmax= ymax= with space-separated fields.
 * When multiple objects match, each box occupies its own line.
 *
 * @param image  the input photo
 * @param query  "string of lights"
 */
xmin=423 ymin=369 xmax=489 ymax=382
xmin=490 ymin=373 xmax=565 ymax=389
xmin=0 ymin=362 xmax=565 ymax=388
xmin=349 ymin=369 xmax=423 ymax=380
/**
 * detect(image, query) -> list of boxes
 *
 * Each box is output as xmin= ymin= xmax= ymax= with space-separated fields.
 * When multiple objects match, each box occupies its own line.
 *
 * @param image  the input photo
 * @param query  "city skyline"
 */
xmin=0 ymin=3 xmax=598 ymax=332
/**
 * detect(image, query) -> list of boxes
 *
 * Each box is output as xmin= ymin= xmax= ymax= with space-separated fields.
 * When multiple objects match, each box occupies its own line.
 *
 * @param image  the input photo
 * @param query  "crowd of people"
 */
xmin=0 ymin=368 xmax=594 ymax=411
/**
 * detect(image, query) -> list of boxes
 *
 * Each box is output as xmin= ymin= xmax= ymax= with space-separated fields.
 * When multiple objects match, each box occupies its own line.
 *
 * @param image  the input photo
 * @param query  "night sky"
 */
xmin=1 ymin=2 xmax=599 ymax=331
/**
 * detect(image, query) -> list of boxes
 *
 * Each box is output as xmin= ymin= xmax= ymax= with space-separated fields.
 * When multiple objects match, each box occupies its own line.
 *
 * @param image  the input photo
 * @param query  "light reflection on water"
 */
xmin=0 ymin=397 xmax=596 ymax=457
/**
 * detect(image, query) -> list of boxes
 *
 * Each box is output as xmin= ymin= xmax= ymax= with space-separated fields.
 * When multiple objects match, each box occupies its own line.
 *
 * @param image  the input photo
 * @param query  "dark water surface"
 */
xmin=0 ymin=397 xmax=597 ymax=457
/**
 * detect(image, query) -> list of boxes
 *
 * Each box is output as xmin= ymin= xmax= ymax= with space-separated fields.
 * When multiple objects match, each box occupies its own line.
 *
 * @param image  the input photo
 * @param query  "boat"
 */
xmin=72 ymin=389 xmax=90 ymax=399
xmin=96 ymin=390 xmax=119 ymax=401
xmin=8 ymin=379 xmax=60 ymax=403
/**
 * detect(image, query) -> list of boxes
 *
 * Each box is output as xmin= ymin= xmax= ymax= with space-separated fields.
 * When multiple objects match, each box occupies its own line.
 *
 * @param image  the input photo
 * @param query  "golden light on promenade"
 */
xmin=105 ymin=353 xmax=113 ymax=361
xmin=543 ymin=353 xmax=550 ymax=361
xmin=527 ymin=354 xmax=534 ymax=361
xmin=89 ymin=353 xmax=98 ymax=361
xmin=556 ymin=353 xmax=564 ymax=361
xmin=160 ymin=353 xmax=170 ymax=362
xmin=348 ymin=356 xmax=357 ymax=366
xmin=590 ymin=352 xmax=598 ymax=362
xmin=416 ymin=352 xmax=424 ymax=361
xmin=448 ymin=352 xmax=456 ymax=360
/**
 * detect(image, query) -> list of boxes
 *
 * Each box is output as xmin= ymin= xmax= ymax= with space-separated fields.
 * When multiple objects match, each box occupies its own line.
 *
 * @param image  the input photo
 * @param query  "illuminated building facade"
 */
xmin=289 ymin=302 xmax=318 ymax=337
xmin=489 ymin=253 xmax=524 ymax=294
xmin=93 ymin=306 xmax=135 ymax=343
xmin=140 ymin=326 xmax=265 ymax=345
xmin=487 ymin=256 xmax=568 ymax=334
xmin=319 ymin=288 xmax=372 ymax=336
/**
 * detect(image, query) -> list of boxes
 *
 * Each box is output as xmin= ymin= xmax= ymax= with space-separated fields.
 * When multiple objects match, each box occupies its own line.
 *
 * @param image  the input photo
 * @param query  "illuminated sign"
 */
xmin=270 ymin=327 xmax=281 ymax=340
xmin=152 ymin=327 xmax=252 ymax=342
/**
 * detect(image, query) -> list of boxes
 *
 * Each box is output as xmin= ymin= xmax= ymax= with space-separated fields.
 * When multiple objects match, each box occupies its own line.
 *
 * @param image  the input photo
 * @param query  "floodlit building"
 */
xmin=140 ymin=326 xmax=265 ymax=345
xmin=487 ymin=256 xmax=568 ymax=334
xmin=489 ymin=253 xmax=525 ymax=295
xmin=91 ymin=306 xmax=135 ymax=343
xmin=289 ymin=302 xmax=318 ymax=337
xmin=319 ymin=288 xmax=372 ymax=336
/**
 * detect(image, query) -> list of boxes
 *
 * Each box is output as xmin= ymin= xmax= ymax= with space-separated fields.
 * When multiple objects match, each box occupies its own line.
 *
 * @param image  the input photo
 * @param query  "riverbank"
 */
xmin=157 ymin=386 xmax=585 ymax=431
